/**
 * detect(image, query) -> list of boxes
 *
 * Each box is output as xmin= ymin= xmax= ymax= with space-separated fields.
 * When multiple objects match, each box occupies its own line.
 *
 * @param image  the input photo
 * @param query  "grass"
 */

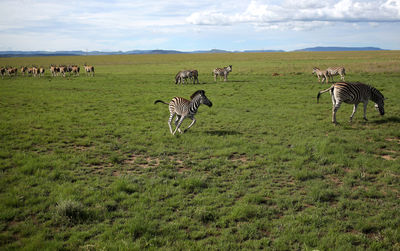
xmin=1 ymin=51 xmax=400 ymax=250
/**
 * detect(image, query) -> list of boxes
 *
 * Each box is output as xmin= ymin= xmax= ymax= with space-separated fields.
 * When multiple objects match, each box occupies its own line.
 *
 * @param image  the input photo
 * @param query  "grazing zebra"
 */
xmin=190 ymin=69 xmax=199 ymax=84
xmin=84 ymin=65 xmax=95 ymax=77
xmin=317 ymin=82 xmax=385 ymax=124
xmin=175 ymin=70 xmax=192 ymax=84
xmin=312 ymin=67 xmax=329 ymax=84
xmin=213 ymin=65 xmax=232 ymax=82
xmin=154 ymin=90 xmax=213 ymax=135
xmin=327 ymin=67 xmax=346 ymax=82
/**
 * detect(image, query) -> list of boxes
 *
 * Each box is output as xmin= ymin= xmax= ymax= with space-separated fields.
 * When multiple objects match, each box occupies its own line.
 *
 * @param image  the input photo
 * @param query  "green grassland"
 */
xmin=1 ymin=51 xmax=399 ymax=250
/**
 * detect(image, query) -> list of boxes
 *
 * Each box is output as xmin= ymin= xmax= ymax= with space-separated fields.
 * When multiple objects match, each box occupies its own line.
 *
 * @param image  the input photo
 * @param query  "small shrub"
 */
xmin=55 ymin=199 xmax=89 ymax=223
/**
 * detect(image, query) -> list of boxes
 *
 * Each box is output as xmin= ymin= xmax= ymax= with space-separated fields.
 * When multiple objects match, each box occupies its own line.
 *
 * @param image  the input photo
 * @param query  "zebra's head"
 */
xmin=374 ymin=102 xmax=385 ymax=116
xmin=191 ymin=90 xmax=213 ymax=107
xmin=371 ymin=87 xmax=385 ymax=116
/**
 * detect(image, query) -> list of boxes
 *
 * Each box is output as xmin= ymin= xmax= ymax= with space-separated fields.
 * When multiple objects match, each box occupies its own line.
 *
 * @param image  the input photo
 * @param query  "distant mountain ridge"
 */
xmin=0 ymin=47 xmax=386 ymax=57
xmin=295 ymin=46 xmax=385 ymax=52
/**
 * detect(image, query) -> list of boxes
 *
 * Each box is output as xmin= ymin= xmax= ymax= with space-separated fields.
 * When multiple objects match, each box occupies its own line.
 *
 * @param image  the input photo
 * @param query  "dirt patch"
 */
xmin=228 ymin=152 xmax=249 ymax=162
xmin=386 ymin=138 xmax=400 ymax=144
xmin=123 ymin=154 xmax=160 ymax=168
xmin=73 ymin=145 xmax=95 ymax=152
xmin=380 ymin=155 xmax=396 ymax=161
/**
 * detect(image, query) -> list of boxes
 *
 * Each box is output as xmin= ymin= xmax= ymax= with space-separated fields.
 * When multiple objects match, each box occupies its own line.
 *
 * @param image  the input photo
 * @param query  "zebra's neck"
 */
xmin=370 ymin=87 xmax=384 ymax=103
xmin=189 ymin=95 xmax=201 ymax=115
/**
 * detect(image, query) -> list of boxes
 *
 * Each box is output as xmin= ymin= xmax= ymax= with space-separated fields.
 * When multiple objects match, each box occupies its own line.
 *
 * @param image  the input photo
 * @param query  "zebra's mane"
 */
xmin=190 ymin=90 xmax=205 ymax=100
xmin=370 ymin=86 xmax=385 ymax=103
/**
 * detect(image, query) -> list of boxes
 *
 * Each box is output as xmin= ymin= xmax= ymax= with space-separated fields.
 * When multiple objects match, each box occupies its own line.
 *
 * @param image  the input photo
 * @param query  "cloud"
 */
xmin=187 ymin=0 xmax=400 ymax=30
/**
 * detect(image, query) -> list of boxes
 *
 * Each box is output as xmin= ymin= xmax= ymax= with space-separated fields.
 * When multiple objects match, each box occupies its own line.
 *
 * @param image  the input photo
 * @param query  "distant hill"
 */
xmin=295 ymin=46 xmax=385 ymax=52
xmin=0 ymin=47 xmax=386 ymax=57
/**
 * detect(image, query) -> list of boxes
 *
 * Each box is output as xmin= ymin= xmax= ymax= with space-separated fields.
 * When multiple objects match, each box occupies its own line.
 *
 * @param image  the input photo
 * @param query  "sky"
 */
xmin=0 ymin=0 xmax=400 ymax=52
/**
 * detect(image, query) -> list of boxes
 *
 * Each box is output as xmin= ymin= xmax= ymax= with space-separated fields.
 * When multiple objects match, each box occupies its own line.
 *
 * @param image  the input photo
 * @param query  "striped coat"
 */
xmin=327 ymin=67 xmax=346 ymax=82
xmin=155 ymin=90 xmax=213 ymax=135
xmin=317 ymin=82 xmax=385 ymax=124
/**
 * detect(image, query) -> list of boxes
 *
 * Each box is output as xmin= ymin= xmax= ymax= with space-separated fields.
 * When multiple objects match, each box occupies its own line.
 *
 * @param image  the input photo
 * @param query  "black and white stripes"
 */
xmin=327 ymin=67 xmax=346 ymax=82
xmin=317 ymin=82 xmax=385 ymax=124
xmin=155 ymin=90 xmax=213 ymax=135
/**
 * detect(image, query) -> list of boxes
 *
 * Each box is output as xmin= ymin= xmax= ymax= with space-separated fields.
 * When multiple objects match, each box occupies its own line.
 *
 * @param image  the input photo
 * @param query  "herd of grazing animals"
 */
xmin=160 ymin=64 xmax=385 ymax=134
xmin=0 ymin=64 xmax=95 ymax=78
xmin=1 ymin=60 xmax=385 ymax=131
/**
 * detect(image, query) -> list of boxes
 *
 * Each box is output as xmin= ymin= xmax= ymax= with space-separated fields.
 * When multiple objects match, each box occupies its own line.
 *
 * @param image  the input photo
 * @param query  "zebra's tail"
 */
xmin=317 ymin=85 xmax=334 ymax=103
xmin=154 ymin=100 xmax=169 ymax=105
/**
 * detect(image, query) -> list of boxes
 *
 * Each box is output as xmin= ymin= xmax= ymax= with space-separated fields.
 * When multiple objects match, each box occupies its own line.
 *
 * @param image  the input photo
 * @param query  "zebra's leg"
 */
xmin=330 ymin=92 xmax=339 ymax=124
xmin=350 ymin=104 xmax=358 ymax=122
xmin=168 ymin=113 xmax=175 ymax=134
xmin=175 ymin=115 xmax=183 ymax=133
xmin=184 ymin=117 xmax=196 ymax=133
xmin=173 ymin=116 xmax=186 ymax=135
xmin=363 ymin=101 xmax=368 ymax=121
xmin=332 ymin=102 xmax=342 ymax=124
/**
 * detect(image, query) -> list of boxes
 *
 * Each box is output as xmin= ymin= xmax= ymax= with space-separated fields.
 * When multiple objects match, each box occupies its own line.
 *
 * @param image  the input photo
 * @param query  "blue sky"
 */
xmin=1 ymin=0 xmax=400 ymax=51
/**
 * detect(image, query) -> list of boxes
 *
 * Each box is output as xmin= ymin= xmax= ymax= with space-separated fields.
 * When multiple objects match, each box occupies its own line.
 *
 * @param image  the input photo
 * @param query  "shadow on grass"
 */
xmin=205 ymin=130 xmax=242 ymax=136
xmin=371 ymin=116 xmax=400 ymax=124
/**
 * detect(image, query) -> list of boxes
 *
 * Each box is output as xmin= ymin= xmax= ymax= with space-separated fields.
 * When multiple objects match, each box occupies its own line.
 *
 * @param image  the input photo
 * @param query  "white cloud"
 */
xmin=0 ymin=0 xmax=399 ymax=51
xmin=187 ymin=0 xmax=400 ymax=30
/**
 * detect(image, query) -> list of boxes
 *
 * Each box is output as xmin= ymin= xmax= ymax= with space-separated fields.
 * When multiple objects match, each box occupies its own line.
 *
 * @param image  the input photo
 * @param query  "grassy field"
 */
xmin=1 ymin=51 xmax=399 ymax=250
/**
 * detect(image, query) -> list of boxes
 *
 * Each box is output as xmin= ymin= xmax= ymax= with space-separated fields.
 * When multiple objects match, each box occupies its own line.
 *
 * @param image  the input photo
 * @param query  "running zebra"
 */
xmin=327 ymin=67 xmax=346 ymax=82
xmin=154 ymin=90 xmax=213 ymax=135
xmin=213 ymin=65 xmax=232 ymax=82
xmin=317 ymin=82 xmax=385 ymax=124
xmin=175 ymin=70 xmax=192 ymax=84
xmin=312 ymin=67 xmax=329 ymax=84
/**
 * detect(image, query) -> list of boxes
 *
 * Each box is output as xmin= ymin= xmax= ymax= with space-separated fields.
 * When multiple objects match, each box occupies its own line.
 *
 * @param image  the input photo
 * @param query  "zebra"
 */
xmin=175 ymin=70 xmax=193 ymax=84
xmin=317 ymin=82 xmax=385 ymax=124
xmin=190 ymin=69 xmax=199 ymax=84
xmin=312 ymin=67 xmax=329 ymax=84
xmin=213 ymin=65 xmax=232 ymax=82
xmin=154 ymin=90 xmax=213 ymax=135
xmin=327 ymin=67 xmax=346 ymax=82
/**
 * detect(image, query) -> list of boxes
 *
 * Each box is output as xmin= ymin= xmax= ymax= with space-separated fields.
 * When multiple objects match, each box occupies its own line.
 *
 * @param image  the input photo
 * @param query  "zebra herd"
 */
xmin=312 ymin=65 xmax=385 ymax=124
xmin=174 ymin=65 xmax=233 ymax=85
xmin=0 ymin=64 xmax=95 ymax=79
xmin=312 ymin=66 xmax=346 ymax=84
xmin=156 ymin=64 xmax=385 ymax=134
